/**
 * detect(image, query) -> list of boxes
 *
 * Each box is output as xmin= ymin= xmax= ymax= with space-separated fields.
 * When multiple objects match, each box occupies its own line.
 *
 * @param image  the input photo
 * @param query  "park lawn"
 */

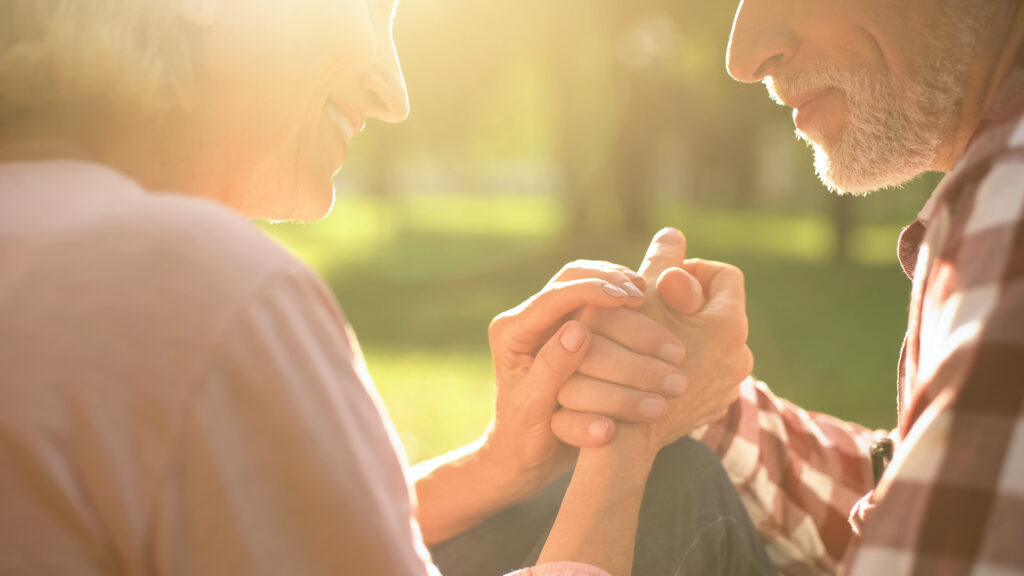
xmin=263 ymin=192 xmax=912 ymax=463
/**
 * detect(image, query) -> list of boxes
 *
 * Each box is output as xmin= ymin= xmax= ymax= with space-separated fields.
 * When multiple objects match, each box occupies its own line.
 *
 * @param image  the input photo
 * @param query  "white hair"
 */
xmin=0 ymin=0 xmax=192 ymax=131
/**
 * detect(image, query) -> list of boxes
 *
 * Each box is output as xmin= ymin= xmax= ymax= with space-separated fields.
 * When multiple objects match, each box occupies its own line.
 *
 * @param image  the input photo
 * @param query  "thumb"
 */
xmin=527 ymin=320 xmax=591 ymax=405
xmin=657 ymin=267 xmax=705 ymax=315
xmin=639 ymin=227 xmax=687 ymax=285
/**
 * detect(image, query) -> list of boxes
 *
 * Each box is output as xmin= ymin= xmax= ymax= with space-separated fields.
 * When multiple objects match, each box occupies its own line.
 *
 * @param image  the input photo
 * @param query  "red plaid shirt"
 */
xmin=694 ymin=66 xmax=1024 ymax=575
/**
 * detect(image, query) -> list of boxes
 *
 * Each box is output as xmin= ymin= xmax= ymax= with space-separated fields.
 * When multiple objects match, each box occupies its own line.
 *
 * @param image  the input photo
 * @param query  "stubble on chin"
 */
xmin=767 ymin=66 xmax=944 ymax=196
xmin=764 ymin=1 xmax=991 ymax=195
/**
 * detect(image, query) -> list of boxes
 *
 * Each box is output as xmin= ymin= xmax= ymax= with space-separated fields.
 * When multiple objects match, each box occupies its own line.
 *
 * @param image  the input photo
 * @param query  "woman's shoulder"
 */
xmin=0 ymin=159 xmax=331 ymax=346
xmin=2 ymin=160 xmax=309 ymax=296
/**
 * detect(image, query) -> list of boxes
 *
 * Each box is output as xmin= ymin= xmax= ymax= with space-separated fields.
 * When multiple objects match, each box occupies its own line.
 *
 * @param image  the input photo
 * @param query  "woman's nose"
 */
xmin=726 ymin=0 xmax=800 ymax=83
xmin=363 ymin=41 xmax=410 ymax=123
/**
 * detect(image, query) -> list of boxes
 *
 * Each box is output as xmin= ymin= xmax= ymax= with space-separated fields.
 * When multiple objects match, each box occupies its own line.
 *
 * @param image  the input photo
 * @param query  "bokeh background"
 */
xmin=263 ymin=0 xmax=939 ymax=464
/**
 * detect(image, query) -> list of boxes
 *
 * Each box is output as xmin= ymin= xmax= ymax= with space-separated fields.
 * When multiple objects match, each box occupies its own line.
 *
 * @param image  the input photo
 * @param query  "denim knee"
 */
xmin=634 ymin=437 xmax=776 ymax=576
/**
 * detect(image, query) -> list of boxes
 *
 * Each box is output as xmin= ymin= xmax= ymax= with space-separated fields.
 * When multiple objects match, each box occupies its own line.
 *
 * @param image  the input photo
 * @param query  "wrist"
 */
xmin=476 ymin=430 xmax=556 ymax=505
xmin=413 ymin=435 xmax=535 ymax=545
xmin=576 ymin=424 xmax=660 ymax=486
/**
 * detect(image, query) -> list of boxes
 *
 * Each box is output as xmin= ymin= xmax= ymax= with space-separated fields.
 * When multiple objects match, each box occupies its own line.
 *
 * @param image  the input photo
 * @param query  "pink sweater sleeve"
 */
xmin=153 ymin=261 xmax=438 ymax=575
xmin=506 ymin=562 xmax=615 ymax=576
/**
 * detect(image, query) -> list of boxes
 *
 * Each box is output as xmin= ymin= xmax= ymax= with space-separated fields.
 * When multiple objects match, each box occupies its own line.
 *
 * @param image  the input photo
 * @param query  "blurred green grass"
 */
xmin=263 ymin=192 xmax=912 ymax=463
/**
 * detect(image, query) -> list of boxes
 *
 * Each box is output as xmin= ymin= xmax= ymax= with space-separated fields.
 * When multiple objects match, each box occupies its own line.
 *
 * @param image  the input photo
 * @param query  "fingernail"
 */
xmin=654 ymin=227 xmax=683 ymax=244
xmin=601 ymin=284 xmax=628 ymax=298
xmin=588 ymin=420 xmax=610 ymax=439
xmin=628 ymin=274 xmax=647 ymax=290
xmin=622 ymin=281 xmax=644 ymax=298
xmin=659 ymin=344 xmax=686 ymax=365
xmin=639 ymin=397 xmax=668 ymax=420
xmin=560 ymin=323 xmax=587 ymax=352
xmin=664 ymin=373 xmax=688 ymax=397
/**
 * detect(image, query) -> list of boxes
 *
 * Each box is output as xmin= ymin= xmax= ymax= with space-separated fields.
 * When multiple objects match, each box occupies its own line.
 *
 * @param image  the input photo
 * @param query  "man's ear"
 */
xmin=176 ymin=0 xmax=218 ymax=27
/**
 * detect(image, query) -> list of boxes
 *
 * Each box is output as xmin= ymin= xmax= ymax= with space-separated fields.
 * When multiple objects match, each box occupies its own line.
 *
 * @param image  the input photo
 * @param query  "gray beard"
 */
xmin=769 ymin=1 xmax=994 ymax=195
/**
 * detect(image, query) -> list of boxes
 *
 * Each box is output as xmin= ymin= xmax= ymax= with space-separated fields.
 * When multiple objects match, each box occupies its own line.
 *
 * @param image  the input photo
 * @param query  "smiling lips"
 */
xmin=325 ymin=101 xmax=365 ymax=147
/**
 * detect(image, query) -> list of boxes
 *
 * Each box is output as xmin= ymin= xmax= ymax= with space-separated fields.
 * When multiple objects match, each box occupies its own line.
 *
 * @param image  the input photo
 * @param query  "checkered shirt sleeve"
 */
xmin=695 ymin=104 xmax=1024 ymax=576
xmin=693 ymin=378 xmax=884 ymax=575
xmin=840 ymin=108 xmax=1024 ymax=574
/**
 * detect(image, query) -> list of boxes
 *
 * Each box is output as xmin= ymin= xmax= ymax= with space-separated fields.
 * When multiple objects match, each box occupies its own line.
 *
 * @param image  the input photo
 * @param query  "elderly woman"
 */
xmin=0 ymin=2 xmax=772 ymax=575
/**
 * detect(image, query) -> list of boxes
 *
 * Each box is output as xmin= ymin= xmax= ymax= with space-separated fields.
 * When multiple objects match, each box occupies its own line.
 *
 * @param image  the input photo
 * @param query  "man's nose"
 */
xmin=726 ymin=0 xmax=799 ymax=83
xmin=364 ymin=40 xmax=410 ymax=123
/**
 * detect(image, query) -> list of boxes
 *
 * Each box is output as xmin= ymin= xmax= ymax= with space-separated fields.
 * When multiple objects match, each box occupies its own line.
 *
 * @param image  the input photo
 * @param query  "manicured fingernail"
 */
xmin=560 ymin=323 xmax=587 ymax=352
xmin=654 ymin=227 xmax=683 ymax=244
xmin=659 ymin=344 xmax=686 ymax=365
xmin=664 ymin=373 xmax=688 ymax=397
xmin=602 ymin=284 xmax=628 ymax=298
xmin=629 ymin=274 xmax=647 ymax=290
xmin=589 ymin=420 xmax=610 ymax=439
xmin=622 ymin=281 xmax=644 ymax=298
xmin=640 ymin=397 xmax=668 ymax=420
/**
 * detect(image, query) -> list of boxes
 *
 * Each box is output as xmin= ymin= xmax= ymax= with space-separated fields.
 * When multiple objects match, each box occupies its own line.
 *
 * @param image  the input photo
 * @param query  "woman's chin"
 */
xmin=279 ymin=186 xmax=334 ymax=222
xmin=237 ymin=181 xmax=335 ymax=222
xmin=293 ymin=191 xmax=335 ymax=222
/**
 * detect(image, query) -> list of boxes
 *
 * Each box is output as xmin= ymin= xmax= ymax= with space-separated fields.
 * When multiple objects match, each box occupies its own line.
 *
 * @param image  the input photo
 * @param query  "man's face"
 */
xmin=726 ymin=0 xmax=994 ymax=194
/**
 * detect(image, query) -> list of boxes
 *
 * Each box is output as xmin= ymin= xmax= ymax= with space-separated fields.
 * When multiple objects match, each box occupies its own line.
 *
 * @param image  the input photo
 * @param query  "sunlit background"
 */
xmin=263 ymin=1 xmax=937 ymax=463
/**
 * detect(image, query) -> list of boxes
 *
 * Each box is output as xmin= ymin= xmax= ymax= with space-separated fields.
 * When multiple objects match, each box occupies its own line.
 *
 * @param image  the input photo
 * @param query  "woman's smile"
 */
xmin=323 ymin=100 xmax=365 ymax=167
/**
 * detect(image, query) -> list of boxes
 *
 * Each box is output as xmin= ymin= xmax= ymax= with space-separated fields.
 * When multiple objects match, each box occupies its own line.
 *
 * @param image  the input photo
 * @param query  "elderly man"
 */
xmin=437 ymin=1 xmax=1024 ymax=575
xmin=683 ymin=0 xmax=1024 ymax=574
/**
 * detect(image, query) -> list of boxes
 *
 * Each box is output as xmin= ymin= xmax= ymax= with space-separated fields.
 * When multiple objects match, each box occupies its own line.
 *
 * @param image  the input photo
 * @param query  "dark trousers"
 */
xmin=430 ymin=438 xmax=776 ymax=576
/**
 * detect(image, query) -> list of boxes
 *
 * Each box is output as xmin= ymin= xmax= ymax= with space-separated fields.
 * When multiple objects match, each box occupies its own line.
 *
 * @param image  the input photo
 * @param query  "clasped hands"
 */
xmin=484 ymin=228 xmax=753 ymax=500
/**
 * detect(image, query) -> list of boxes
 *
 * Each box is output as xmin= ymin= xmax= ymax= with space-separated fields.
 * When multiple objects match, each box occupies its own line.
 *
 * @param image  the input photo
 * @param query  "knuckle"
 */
xmin=550 ymin=411 xmax=574 ymax=441
xmin=575 ymin=305 xmax=602 ymax=327
xmin=726 ymin=263 xmax=745 ymax=284
xmin=595 ymin=392 xmax=632 ymax=419
xmin=488 ymin=313 xmax=511 ymax=340
xmin=536 ymin=346 xmax=564 ymax=377
xmin=582 ymin=304 xmax=621 ymax=326
xmin=720 ymin=315 xmax=748 ymax=347
xmin=555 ymin=382 xmax=576 ymax=406
xmin=636 ymin=360 xmax=668 ymax=392
xmin=740 ymin=346 xmax=755 ymax=377
xmin=568 ymin=259 xmax=599 ymax=273
xmin=563 ymin=260 xmax=582 ymax=272
xmin=732 ymin=316 xmax=750 ymax=345
xmin=715 ymin=262 xmax=744 ymax=286
xmin=554 ymin=261 xmax=583 ymax=281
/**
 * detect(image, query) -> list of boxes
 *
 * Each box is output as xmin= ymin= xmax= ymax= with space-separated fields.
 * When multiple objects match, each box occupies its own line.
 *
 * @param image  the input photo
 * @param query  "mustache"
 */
xmin=764 ymin=68 xmax=868 ymax=107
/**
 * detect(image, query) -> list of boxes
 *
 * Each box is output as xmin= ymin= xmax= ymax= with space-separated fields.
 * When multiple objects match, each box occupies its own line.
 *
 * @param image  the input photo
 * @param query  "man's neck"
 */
xmin=936 ymin=3 xmax=1024 ymax=170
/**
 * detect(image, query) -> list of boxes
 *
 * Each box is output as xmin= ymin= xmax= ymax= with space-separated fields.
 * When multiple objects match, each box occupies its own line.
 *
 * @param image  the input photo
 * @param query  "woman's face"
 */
xmin=192 ymin=0 xmax=407 ymax=221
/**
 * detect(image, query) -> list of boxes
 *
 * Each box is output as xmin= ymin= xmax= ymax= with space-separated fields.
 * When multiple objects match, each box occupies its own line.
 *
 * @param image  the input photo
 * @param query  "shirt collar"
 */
xmin=898 ymin=47 xmax=1024 ymax=279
